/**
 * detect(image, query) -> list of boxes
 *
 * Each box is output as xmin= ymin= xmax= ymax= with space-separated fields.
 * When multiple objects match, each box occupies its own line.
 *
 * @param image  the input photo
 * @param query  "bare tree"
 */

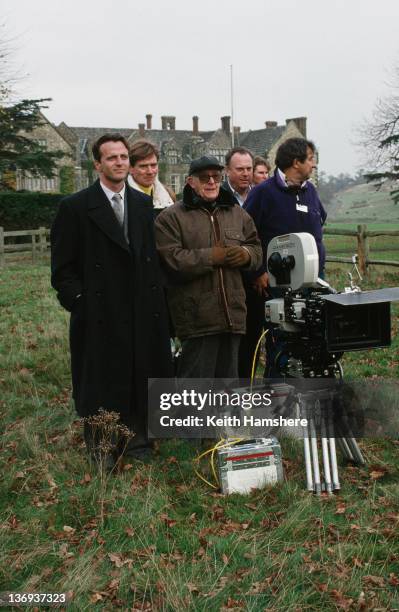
xmin=360 ymin=64 xmax=399 ymax=203
xmin=0 ymin=22 xmax=22 ymax=103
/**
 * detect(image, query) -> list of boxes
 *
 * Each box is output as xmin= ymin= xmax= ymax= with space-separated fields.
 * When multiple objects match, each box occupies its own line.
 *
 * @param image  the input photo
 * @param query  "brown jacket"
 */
xmin=154 ymin=185 xmax=262 ymax=340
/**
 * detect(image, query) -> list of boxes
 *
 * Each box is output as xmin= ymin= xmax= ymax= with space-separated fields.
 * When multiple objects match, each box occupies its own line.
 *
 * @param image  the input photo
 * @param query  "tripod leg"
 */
xmin=298 ymin=400 xmax=313 ymax=492
xmin=337 ymin=436 xmax=354 ymax=461
xmin=329 ymin=438 xmax=340 ymax=491
xmin=321 ymin=410 xmax=332 ymax=494
xmin=309 ymin=414 xmax=321 ymax=495
xmin=304 ymin=436 xmax=314 ymax=492
xmin=345 ymin=437 xmax=366 ymax=465
xmin=335 ymin=388 xmax=366 ymax=466
xmin=327 ymin=401 xmax=340 ymax=491
xmin=303 ymin=424 xmax=314 ymax=492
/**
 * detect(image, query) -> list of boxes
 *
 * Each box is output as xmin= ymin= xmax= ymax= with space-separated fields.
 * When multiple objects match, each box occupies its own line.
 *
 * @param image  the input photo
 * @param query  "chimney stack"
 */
xmin=265 ymin=121 xmax=278 ymax=128
xmin=233 ymin=126 xmax=241 ymax=142
xmin=138 ymin=123 xmax=145 ymax=137
xmin=285 ymin=116 xmax=307 ymax=137
xmin=146 ymin=114 xmax=152 ymax=130
xmin=161 ymin=115 xmax=176 ymax=130
xmin=221 ymin=115 xmax=231 ymax=134
xmin=192 ymin=115 xmax=199 ymax=135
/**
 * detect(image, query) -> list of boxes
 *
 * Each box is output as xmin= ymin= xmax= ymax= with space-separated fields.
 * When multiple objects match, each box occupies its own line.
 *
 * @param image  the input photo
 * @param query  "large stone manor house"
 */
xmin=16 ymin=113 xmax=309 ymax=194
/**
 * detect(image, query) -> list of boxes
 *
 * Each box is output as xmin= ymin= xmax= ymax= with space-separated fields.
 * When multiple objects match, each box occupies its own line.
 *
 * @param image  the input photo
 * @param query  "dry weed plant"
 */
xmin=82 ymin=409 xmax=135 ymax=524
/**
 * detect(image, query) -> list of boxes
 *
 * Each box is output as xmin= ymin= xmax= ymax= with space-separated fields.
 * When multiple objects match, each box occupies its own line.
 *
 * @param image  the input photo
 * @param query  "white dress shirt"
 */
xmin=227 ymin=178 xmax=251 ymax=207
xmin=100 ymin=182 xmax=126 ymax=217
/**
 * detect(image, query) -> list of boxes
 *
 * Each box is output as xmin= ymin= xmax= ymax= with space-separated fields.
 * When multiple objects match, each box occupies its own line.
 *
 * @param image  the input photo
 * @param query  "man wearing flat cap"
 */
xmin=154 ymin=156 xmax=262 ymax=378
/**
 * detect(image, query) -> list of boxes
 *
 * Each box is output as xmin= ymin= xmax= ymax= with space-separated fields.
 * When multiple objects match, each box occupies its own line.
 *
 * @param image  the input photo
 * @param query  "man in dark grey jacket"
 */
xmin=155 ymin=155 xmax=262 ymax=378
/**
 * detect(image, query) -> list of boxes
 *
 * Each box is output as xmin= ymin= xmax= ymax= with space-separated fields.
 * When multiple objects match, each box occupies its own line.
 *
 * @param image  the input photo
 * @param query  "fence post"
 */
xmin=31 ymin=231 xmax=37 ymax=262
xmin=39 ymin=226 xmax=47 ymax=256
xmin=357 ymin=224 xmax=369 ymax=275
xmin=0 ymin=227 xmax=4 ymax=267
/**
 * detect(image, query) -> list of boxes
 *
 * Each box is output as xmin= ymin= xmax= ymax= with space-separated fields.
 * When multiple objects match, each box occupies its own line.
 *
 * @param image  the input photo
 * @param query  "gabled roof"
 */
xmin=56 ymin=122 xmax=79 ymax=146
xmin=56 ymin=120 xmax=296 ymax=161
xmin=59 ymin=124 xmax=231 ymax=148
xmin=239 ymin=126 xmax=286 ymax=156
xmin=130 ymin=129 xmax=195 ymax=147
xmin=34 ymin=113 xmax=74 ymax=150
xmin=66 ymin=126 xmax=133 ymax=142
xmin=199 ymin=130 xmax=223 ymax=144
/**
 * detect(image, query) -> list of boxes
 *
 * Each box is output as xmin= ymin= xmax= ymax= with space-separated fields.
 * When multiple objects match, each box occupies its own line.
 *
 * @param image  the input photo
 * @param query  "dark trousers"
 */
xmin=178 ymin=333 xmax=241 ymax=378
xmin=83 ymin=363 xmax=151 ymax=458
xmin=238 ymin=286 xmax=265 ymax=379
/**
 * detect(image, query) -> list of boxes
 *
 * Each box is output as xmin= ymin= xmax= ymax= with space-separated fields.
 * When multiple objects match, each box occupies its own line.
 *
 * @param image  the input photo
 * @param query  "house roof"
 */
xmin=130 ymin=129 xmax=199 ymax=147
xmin=67 ymin=126 xmax=133 ymax=142
xmin=35 ymin=114 xmax=75 ymax=150
xmin=57 ymin=120 xmax=300 ymax=161
xmin=59 ymin=125 xmax=234 ymax=147
xmin=56 ymin=121 xmax=79 ymax=146
xmin=239 ymin=126 xmax=286 ymax=156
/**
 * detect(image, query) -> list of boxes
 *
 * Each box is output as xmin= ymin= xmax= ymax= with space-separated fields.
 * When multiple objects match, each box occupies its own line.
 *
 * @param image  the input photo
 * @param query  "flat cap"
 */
xmin=188 ymin=155 xmax=224 ymax=175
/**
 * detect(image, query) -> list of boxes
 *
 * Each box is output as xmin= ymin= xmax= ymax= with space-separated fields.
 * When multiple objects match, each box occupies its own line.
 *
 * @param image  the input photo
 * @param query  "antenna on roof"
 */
xmin=230 ymin=64 xmax=234 ymax=148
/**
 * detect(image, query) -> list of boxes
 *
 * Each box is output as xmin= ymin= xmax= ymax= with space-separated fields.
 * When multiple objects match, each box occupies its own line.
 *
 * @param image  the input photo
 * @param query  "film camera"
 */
xmin=262 ymin=233 xmax=399 ymax=493
xmin=265 ymin=233 xmax=399 ymax=378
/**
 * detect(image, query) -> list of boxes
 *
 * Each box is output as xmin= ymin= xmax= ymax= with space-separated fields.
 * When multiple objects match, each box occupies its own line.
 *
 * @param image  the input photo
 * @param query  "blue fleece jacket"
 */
xmin=244 ymin=171 xmax=327 ymax=276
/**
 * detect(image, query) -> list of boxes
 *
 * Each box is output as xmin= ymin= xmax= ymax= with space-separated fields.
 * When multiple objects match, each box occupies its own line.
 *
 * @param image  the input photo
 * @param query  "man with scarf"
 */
xmin=240 ymin=137 xmax=327 ymax=377
xmin=128 ymin=140 xmax=175 ymax=216
xmin=154 ymin=155 xmax=262 ymax=378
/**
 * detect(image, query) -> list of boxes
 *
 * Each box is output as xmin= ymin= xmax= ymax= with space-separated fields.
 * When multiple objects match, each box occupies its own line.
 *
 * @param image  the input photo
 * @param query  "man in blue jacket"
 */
xmin=238 ymin=137 xmax=327 ymax=378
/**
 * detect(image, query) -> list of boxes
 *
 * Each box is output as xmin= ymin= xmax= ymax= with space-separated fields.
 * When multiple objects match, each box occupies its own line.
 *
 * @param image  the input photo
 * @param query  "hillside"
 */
xmin=326 ymin=181 xmax=399 ymax=223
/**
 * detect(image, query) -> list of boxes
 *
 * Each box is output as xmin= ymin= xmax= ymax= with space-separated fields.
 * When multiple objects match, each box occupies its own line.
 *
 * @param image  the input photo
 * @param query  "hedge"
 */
xmin=0 ymin=192 xmax=64 ymax=231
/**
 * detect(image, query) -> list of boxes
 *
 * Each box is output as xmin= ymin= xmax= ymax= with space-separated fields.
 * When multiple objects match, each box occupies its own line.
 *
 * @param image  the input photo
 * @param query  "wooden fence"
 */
xmin=0 ymin=227 xmax=49 ymax=267
xmin=0 ymin=224 xmax=398 ymax=274
xmin=324 ymin=224 xmax=399 ymax=274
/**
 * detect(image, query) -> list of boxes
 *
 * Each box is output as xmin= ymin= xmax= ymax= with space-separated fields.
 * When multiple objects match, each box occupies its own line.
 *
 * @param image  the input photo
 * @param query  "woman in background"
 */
xmin=252 ymin=156 xmax=271 ymax=185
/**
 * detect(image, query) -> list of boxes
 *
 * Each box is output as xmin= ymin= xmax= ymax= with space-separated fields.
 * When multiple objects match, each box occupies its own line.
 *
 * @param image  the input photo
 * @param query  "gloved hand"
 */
xmin=225 ymin=246 xmax=250 ymax=268
xmin=212 ymin=246 xmax=227 ymax=266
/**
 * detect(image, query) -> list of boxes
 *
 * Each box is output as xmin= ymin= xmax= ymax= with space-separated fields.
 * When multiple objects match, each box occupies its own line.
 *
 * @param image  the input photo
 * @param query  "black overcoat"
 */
xmin=50 ymin=180 xmax=173 ymax=425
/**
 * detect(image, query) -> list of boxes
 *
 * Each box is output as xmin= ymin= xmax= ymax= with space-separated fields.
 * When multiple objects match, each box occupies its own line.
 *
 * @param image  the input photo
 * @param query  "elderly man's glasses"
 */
xmin=196 ymin=172 xmax=222 ymax=184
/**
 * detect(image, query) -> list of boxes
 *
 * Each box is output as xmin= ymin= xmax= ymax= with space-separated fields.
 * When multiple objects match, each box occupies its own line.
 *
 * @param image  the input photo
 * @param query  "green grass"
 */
xmin=323 ymin=221 xmax=399 ymax=262
xmin=0 ymin=262 xmax=398 ymax=611
xmin=327 ymin=223 xmax=399 ymax=230
xmin=328 ymin=183 xmax=399 ymax=224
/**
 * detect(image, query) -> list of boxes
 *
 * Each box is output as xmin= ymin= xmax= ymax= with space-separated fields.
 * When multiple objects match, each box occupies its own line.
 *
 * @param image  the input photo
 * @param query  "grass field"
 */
xmin=327 ymin=183 xmax=399 ymax=224
xmin=0 ymin=261 xmax=398 ymax=611
xmin=326 ymin=224 xmax=399 ymax=231
xmin=323 ymin=222 xmax=399 ymax=264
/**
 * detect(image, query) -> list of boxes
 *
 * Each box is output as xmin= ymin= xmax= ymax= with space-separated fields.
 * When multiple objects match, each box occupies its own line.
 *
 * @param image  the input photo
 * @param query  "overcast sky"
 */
xmin=3 ymin=0 xmax=399 ymax=175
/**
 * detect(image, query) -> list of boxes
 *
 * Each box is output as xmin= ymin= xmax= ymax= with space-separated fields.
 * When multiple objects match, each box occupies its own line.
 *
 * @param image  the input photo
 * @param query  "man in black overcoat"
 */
xmin=51 ymin=134 xmax=173 ymax=463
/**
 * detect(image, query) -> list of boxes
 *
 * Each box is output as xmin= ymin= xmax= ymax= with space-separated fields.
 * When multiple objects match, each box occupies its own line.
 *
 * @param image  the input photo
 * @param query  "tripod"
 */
xmin=268 ymin=336 xmax=366 ymax=495
xmin=296 ymin=386 xmax=365 ymax=495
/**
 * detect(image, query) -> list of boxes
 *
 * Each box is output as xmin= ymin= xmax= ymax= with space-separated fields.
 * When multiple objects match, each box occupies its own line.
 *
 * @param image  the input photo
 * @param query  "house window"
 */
xmin=25 ymin=177 xmax=37 ymax=190
xmin=44 ymin=177 xmax=56 ymax=191
xmin=170 ymin=174 xmax=180 ymax=194
xmin=19 ymin=173 xmax=56 ymax=192
xmin=167 ymin=149 xmax=178 ymax=164
xmin=209 ymin=149 xmax=228 ymax=163
xmin=36 ymin=139 xmax=47 ymax=148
